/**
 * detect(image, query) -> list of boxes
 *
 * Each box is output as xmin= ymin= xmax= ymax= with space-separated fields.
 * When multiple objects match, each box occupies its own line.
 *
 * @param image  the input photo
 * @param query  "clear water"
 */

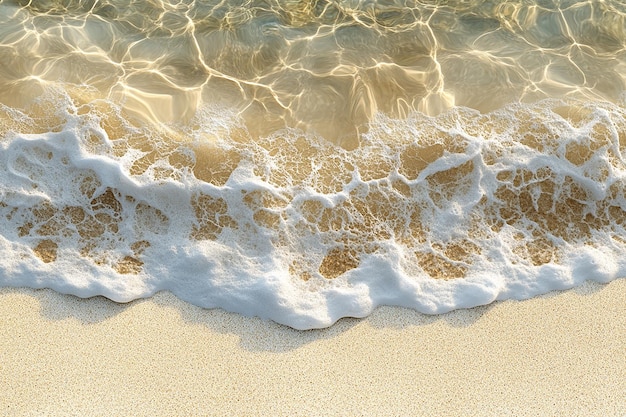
xmin=1 ymin=0 xmax=626 ymax=328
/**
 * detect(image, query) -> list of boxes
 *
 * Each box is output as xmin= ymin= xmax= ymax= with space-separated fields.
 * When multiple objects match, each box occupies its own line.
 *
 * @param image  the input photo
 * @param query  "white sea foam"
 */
xmin=1 ymin=89 xmax=625 ymax=328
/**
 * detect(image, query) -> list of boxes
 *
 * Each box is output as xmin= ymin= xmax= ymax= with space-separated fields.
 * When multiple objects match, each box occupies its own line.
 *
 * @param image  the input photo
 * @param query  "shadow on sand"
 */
xmin=0 ymin=279 xmax=616 ymax=353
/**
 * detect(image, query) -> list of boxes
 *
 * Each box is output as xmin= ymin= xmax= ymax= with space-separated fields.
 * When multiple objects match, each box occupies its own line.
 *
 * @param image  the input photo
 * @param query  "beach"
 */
xmin=2 ymin=1 xmax=626 ymax=413
xmin=1 ymin=279 xmax=624 ymax=416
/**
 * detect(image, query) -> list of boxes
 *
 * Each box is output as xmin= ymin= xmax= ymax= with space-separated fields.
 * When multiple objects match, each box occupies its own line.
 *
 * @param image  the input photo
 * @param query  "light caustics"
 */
xmin=1 ymin=0 xmax=626 ymax=328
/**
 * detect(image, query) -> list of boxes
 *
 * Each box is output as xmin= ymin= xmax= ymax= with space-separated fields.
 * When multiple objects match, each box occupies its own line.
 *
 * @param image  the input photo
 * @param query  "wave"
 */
xmin=1 ymin=87 xmax=625 ymax=328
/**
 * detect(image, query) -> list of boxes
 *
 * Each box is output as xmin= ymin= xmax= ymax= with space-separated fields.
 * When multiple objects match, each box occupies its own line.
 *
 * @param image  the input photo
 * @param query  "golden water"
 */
xmin=3 ymin=0 xmax=626 ymax=141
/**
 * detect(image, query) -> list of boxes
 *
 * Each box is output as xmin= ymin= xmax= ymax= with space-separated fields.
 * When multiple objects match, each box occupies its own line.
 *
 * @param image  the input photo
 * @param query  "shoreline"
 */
xmin=1 ymin=279 xmax=625 ymax=416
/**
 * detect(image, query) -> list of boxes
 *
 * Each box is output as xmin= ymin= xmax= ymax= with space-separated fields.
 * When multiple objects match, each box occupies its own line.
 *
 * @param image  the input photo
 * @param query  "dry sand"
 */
xmin=1 ymin=279 xmax=625 ymax=416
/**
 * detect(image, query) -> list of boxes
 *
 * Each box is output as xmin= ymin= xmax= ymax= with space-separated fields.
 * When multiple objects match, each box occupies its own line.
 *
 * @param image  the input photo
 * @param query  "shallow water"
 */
xmin=1 ymin=0 xmax=626 ymax=328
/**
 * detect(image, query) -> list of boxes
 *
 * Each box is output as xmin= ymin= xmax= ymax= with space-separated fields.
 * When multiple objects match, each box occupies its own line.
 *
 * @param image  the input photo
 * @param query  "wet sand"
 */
xmin=1 ymin=279 xmax=624 ymax=416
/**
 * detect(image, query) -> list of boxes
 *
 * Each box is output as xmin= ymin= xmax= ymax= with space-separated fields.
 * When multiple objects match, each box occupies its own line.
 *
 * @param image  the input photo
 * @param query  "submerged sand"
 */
xmin=1 ymin=279 xmax=625 ymax=416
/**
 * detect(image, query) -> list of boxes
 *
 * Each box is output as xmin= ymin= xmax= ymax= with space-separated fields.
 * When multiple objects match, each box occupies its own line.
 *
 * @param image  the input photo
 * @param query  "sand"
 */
xmin=1 ymin=279 xmax=625 ymax=416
